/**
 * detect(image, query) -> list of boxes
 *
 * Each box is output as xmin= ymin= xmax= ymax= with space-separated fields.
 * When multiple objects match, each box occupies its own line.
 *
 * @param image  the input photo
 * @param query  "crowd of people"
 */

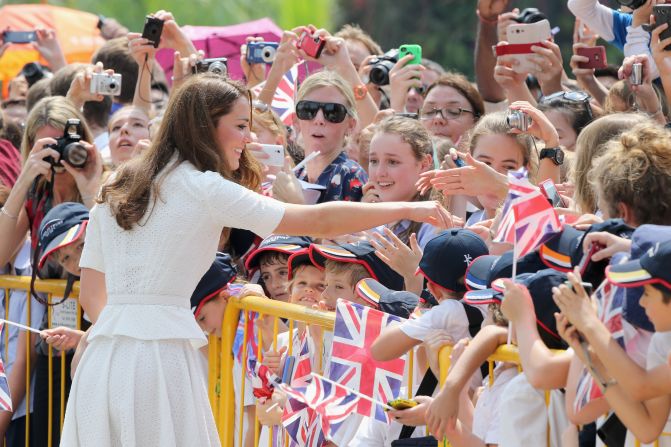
xmin=1 ymin=0 xmax=671 ymax=446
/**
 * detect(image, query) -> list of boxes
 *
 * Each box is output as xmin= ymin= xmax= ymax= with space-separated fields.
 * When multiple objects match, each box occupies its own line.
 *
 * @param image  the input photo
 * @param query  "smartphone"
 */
xmin=577 ymin=243 xmax=604 ymax=277
xmin=505 ymin=20 xmax=552 ymax=73
xmin=576 ymin=46 xmax=607 ymax=70
xmin=654 ymin=5 xmax=671 ymax=51
xmin=258 ymin=144 xmax=284 ymax=167
xmin=281 ymin=356 xmax=296 ymax=384
xmin=540 ymin=179 xmax=565 ymax=208
xmin=566 ymin=281 xmax=594 ymax=296
xmin=399 ymin=44 xmax=422 ymax=65
xmin=2 ymin=31 xmax=37 ymax=44
xmin=386 ymin=398 xmax=418 ymax=411
xmin=141 ymin=15 xmax=164 ymax=48
xmin=297 ymin=30 xmax=325 ymax=59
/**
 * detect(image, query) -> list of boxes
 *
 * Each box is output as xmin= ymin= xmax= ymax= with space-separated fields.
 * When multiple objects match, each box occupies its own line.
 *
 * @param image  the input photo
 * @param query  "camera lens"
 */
xmin=62 ymin=142 xmax=88 ymax=168
xmin=207 ymin=61 xmax=227 ymax=76
xmin=506 ymin=111 xmax=522 ymax=130
xmin=369 ymin=61 xmax=395 ymax=86
xmin=262 ymin=46 xmax=277 ymax=63
xmin=108 ymin=83 xmax=117 ymax=90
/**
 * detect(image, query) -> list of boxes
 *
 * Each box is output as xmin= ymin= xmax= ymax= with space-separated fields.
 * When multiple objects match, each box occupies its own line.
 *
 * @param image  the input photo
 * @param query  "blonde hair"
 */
xmin=589 ymin=121 xmax=671 ymax=225
xmin=572 ymin=113 xmax=649 ymax=214
xmin=464 ymin=111 xmax=538 ymax=183
xmin=296 ymin=70 xmax=358 ymax=122
xmin=252 ymin=108 xmax=287 ymax=145
xmin=324 ymin=259 xmax=370 ymax=289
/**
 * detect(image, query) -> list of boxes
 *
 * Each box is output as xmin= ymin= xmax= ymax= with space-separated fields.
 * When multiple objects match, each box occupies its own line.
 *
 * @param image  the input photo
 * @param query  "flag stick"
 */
xmin=0 ymin=319 xmax=43 ymax=336
xmin=293 ymin=151 xmax=321 ymax=173
xmin=507 ymin=227 xmax=518 ymax=346
xmin=311 ymin=373 xmax=395 ymax=411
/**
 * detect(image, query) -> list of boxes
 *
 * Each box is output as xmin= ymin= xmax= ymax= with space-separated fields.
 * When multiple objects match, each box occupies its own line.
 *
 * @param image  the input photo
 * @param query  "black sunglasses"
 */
xmin=295 ymin=100 xmax=350 ymax=123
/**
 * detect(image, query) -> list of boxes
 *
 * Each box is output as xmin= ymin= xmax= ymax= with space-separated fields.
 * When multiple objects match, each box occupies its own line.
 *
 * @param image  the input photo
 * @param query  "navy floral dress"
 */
xmin=295 ymin=151 xmax=367 ymax=203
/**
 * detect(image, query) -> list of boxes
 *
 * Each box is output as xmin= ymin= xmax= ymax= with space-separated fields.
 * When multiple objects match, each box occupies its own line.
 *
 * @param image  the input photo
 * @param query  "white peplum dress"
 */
xmin=60 ymin=158 xmax=286 ymax=447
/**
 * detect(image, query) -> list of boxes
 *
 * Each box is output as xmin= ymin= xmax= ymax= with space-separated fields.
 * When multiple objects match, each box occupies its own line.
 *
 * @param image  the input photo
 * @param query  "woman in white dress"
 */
xmin=59 ymin=73 xmax=454 ymax=446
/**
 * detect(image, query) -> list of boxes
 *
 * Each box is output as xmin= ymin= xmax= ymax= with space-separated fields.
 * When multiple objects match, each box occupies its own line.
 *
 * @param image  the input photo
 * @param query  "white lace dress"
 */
xmin=60 ymin=159 xmax=286 ymax=447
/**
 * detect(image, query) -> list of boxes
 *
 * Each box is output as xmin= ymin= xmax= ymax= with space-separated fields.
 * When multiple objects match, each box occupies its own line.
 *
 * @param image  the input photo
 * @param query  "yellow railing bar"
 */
xmin=0 ymin=276 xmax=79 ymax=297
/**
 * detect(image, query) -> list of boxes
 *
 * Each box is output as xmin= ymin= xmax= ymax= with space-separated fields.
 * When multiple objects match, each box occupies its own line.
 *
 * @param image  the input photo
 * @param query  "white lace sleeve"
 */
xmin=79 ymin=205 xmax=105 ymax=273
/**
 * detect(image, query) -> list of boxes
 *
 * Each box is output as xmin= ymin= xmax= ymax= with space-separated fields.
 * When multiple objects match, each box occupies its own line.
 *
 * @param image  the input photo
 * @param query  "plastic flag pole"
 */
xmin=0 ymin=319 xmax=43 ymax=335
xmin=311 ymin=373 xmax=395 ymax=411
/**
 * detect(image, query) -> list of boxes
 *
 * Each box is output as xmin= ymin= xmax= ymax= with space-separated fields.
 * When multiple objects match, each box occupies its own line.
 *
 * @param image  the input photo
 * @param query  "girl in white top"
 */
xmin=61 ymin=73 xmax=452 ymax=446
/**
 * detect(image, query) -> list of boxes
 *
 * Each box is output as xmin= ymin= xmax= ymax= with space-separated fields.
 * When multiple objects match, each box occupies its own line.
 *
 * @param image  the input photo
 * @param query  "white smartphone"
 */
xmin=506 ymin=19 xmax=552 ymax=74
xmin=259 ymin=144 xmax=284 ymax=167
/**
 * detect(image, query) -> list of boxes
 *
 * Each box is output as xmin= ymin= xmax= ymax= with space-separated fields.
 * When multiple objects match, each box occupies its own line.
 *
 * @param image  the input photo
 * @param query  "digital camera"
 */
xmin=513 ymin=8 xmax=548 ymax=24
xmin=141 ymin=15 xmax=164 ymax=48
xmin=297 ymin=31 xmax=325 ymax=59
xmin=246 ymin=42 xmax=279 ymax=64
xmin=90 ymin=73 xmax=122 ymax=96
xmin=368 ymin=49 xmax=400 ymax=86
xmin=506 ymin=110 xmax=532 ymax=132
xmin=21 ymin=62 xmax=47 ymax=88
xmin=617 ymin=0 xmax=647 ymax=9
xmin=192 ymin=58 xmax=228 ymax=76
xmin=46 ymin=119 xmax=88 ymax=169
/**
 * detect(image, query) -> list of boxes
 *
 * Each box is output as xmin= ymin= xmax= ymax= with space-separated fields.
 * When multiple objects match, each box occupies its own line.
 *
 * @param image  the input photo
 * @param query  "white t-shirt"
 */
xmin=472 ymin=364 xmax=519 ymax=444
xmin=400 ymin=298 xmax=485 ymax=344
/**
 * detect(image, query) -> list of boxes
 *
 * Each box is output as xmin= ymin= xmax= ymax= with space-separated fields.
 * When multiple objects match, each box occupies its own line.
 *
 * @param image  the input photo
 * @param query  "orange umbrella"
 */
xmin=0 ymin=4 xmax=106 ymax=98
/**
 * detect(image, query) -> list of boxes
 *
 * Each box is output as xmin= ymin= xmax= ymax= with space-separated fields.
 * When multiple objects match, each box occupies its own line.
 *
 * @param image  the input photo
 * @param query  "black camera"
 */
xmin=368 ymin=49 xmax=400 ymax=86
xmin=141 ymin=15 xmax=164 ymax=48
xmin=21 ymin=62 xmax=47 ymax=88
xmin=192 ymin=57 xmax=228 ymax=76
xmin=617 ymin=0 xmax=647 ymax=9
xmin=46 ymin=119 xmax=88 ymax=168
xmin=514 ymin=8 xmax=548 ymax=24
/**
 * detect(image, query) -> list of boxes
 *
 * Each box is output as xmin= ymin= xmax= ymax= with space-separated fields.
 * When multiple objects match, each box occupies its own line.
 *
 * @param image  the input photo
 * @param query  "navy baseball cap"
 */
xmin=245 ymin=235 xmax=313 ymax=271
xmin=191 ymin=252 xmax=237 ymax=316
xmin=309 ymin=241 xmax=404 ymax=291
xmin=355 ymin=278 xmax=419 ymax=319
xmin=465 ymin=250 xmax=546 ymax=291
xmin=464 ymin=269 xmax=569 ymax=350
xmin=616 ymin=225 xmax=671 ymax=331
xmin=418 ymin=229 xmax=489 ymax=293
xmin=38 ymin=202 xmax=89 ymax=269
xmin=287 ymin=248 xmax=313 ymax=280
xmin=607 ymin=239 xmax=671 ymax=294
xmin=229 ymin=228 xmax=262 ymax=260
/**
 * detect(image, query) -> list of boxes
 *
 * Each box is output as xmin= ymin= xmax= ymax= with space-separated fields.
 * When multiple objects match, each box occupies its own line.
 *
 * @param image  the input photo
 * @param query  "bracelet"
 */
xmin=0 ymin=206 xmax=18 ymax=220
xmin=476 ymin=9 xmax=499 ymax=25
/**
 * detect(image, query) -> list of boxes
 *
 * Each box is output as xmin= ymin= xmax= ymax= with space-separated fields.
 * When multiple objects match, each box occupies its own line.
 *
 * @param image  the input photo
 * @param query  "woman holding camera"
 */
xmin=0 ymin=96 xmax=102 ymax=265
xmin=60 ymin=73 xmax=451 ymax=446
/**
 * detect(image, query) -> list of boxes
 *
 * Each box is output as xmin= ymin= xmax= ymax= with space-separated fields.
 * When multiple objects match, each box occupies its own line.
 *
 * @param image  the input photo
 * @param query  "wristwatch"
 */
xmin=353 ymin=84 xmax=369 ymax=101
xmin=539 ymin=147 xmax=565 ymax=166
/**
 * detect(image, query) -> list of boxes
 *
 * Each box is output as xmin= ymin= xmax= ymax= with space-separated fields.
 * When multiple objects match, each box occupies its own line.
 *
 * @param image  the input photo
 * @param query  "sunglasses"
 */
xmin=295 ymin=100 xmax=350 ymax=123
xmin=539 ymin=90 xmax=594 ymax=120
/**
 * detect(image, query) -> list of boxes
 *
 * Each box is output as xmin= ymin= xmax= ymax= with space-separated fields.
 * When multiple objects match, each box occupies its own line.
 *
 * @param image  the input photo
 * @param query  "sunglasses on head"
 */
xmin=295 ymin=100 xmax=350 ymax=123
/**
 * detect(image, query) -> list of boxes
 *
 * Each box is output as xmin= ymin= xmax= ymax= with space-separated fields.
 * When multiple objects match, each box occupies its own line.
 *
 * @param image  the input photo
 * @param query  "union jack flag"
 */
xmin=327 ymin=299 xmax=405 ymax=423
xmin=246 ymin=355 xmax=280 ymax=403
xmin=574 ymin=281 xmax=624 ymax=412
xmin=293 ymin=332 xmax=312 ymax=384
xmin=281 ymin=375 xmax=360 ymax=445
xmin=281 ymin=382 xmax=322 ymax=447
xmin=251 ymin=63 xmax=300 ymax=125
xmin=0 ymin=324 xmax=11 ymax=412
xmin=494 ymin=169 xmax=537 ymax=244
xmin=511 ymin=190 xmax=562 ymax=258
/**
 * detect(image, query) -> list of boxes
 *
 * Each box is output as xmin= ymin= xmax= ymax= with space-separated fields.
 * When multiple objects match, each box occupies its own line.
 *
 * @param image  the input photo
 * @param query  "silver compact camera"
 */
xmin=630 ymin=63 xmax=643 ymax=86
xmin=506 ymin=110 xmax=532 ymax=132
xmin=193 ymin=57 xmax=228 ymax=76
xmin=89 ymin=73 xmax=122 ymax=96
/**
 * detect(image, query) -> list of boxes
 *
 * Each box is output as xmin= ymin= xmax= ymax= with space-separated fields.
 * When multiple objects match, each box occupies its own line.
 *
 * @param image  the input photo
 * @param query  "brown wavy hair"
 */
xmin=100 ymin=74 xmax=263 ymax=230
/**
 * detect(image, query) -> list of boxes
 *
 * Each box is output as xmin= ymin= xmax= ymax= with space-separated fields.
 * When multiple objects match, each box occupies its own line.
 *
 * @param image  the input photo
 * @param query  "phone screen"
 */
xmin=3 ymin=31 xmax=36 ymax=44
xmin=541 ymin=180 xmax=564 ymax=207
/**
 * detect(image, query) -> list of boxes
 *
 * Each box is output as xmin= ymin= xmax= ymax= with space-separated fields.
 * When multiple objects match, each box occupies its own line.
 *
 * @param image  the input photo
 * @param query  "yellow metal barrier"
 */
xmin=0 ymin=275 xmax=81 ymax=447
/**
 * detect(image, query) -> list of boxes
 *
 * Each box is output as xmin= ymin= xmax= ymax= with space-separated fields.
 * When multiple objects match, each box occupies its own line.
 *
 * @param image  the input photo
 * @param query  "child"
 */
xmin=244 ymin=234 xmax=312 ymax=302
xmin=190 ymin=252 xmax=237 ymax=337
xmin=371 ymin=229 xmax=489 ymax=362
xmin=308 ymin=241 xmax=404 ymax=311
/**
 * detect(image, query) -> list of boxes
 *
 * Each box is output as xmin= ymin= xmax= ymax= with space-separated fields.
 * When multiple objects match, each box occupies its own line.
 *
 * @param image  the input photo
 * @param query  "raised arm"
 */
xmin=474 ymin=0 xmax=511 ymax=103
xmin=567 ymin=0 xmax=617 ymax=43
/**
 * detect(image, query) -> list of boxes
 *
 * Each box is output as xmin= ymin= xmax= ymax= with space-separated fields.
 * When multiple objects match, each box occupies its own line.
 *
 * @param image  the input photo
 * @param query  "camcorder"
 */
xmin=90 ymin=73 xmax=122 ymax=96
xmin=246 ymin=42 xmax=279 ymax=64
xmin=45 ymin=119 xmax=88 ymax=169
xmin=368 ymin=49 xmax=400 ymax=86
xmin=192 ymin=58 xmax=228 ymax=76
xmin=617 ymin=0 xmax=647 ymax=9
xmin=506 ymin=110 xmax=532 ymax=132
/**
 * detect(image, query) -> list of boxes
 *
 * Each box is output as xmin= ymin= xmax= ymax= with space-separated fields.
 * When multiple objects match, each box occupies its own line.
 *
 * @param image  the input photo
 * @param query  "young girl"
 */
xmin=294 ymin=70 xmax=368 ymax=203
xmin=62 ymin=73 xmax=450 ymax=446
xmin=107 ymin=106 xmax=150 ymax=167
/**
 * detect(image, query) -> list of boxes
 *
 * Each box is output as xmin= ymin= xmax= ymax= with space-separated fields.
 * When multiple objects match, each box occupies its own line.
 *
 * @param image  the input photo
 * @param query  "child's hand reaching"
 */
xmin=554 ymin=312 xmax=583 ymax=352
xmin=262 ymin=346 xmax=287 ymax=375
xmin=41 ymin=327 xmax=85 ymax=351
xmin=423 ymin=330 xmax=454 ymax=376
xmin=500 ymin=279 xmax=536 ymax=326
xmin=388 ymin=395 xmax=433 ymax=426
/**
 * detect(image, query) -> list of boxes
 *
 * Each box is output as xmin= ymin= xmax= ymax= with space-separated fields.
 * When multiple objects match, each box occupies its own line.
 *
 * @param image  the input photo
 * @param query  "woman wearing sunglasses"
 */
xmin=294 ymin=70 xmax=369 ymax=203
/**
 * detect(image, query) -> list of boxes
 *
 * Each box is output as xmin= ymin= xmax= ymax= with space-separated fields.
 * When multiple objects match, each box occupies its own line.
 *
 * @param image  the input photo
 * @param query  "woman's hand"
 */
xmin=240 ymin=36 xmax=267 ymax=87
xmin=32 ymin=29 xmax=67 ymax=71
xmin=529 ymin=40 xmax=564 ymax=95
xmin=570 ymin=43 xmax=598 ymax=89
xmin=389 ymin=55 xmax=425 ymax=112
xmin=417 ymin=153 xmax=507 ymax=200
xmin=551 ymin=269 xmax=598 ymax=333
xmin=15 ymin=138 xmax=61 ymax=187
xmin=651 ymin=22 xmax=671 ymax=77
xmin=127 ymin=32 xmax=157 ymax=68
xmin=494 ymin=48 xmax=529 ymax=92
xmin=60 ymin=142 xmax=103 ymax=204
xmin=66 ymin=63 xmax=109 ymax=107
xmin=497 ymin=9 xmax=520 ymax=43
xmin=40 ymin=327 xmax=85 ymax=351
xmin=171 ymin=49 xmax=204 ymax=90
xmin=573 ymin=18 xmax=599 ymax=47
xmin=508 ymin=101 xmax=560 ymax=147
xmin=388 ymin=395 xmax=433 ymax=426
xmin=369 ymin=228 xmax=423 ymax=281
xmin=272 ymin=157 xmax=306 ymax=204
xmin=150 ymin=10 xmax=195 ymax=55
xmin=407 ymin=201 xmax=463 ymax=229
